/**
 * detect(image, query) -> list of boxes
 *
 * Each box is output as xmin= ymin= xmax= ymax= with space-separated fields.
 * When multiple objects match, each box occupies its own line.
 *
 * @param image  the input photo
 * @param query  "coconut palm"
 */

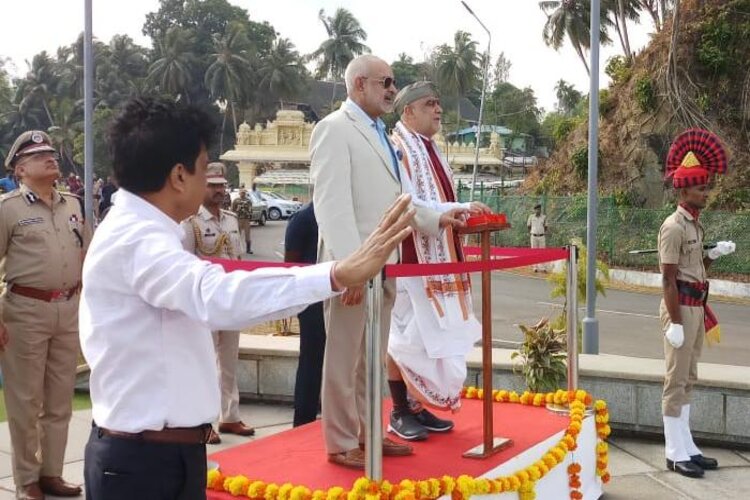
xmin=555 ymin=79 xmax=583 ymax=116
xmin=147 ymin=27 xmax=197 ymax=101
xmin=434 ymin=31 xmax=481 ymax=136
xmin=310 ymin=8 xmax=369 ymax=110
xmin=47 ymin=98 xmax=82 ymax=174
xmin=16 ymin=51 xmax=60 ymax=127
xmin=257 ymin=38 xmax=307 ymax=109
xmin=603 ymin=0 xmax=641 ymax=61
xmin=539 ymin=0 xmax=612 ymax=75
xmin=204 ymin=22 xmax=252 ymax=152
xmin=98 ymin=35 xmax=150 ymax=106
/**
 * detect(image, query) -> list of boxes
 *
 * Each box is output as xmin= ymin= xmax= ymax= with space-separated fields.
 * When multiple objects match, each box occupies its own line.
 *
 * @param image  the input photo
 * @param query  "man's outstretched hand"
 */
xmin=333 ymin=194 xmax=415 ymax=290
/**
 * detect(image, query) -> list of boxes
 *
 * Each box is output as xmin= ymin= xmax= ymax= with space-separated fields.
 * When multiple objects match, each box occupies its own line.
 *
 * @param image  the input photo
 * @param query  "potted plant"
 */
xmin=511 ymin=318 xmax=567 ymax=393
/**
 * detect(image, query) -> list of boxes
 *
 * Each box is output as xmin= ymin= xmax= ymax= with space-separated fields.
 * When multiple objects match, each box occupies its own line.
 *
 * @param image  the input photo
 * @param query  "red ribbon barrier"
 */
xmin=207 ymin=247 xmax=567 ymax=279
xmin=383 ymin=247 xmax=567 ymax=278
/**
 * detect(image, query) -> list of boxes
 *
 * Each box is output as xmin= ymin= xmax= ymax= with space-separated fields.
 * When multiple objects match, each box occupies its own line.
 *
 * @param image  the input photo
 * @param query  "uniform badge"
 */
xmin=69 ymin=214 xmax=83 ymax=247
xmin=31 ymin=131 xmax=44 ymax=143
xmin=18 ymin=217 xmax=44 ymax=226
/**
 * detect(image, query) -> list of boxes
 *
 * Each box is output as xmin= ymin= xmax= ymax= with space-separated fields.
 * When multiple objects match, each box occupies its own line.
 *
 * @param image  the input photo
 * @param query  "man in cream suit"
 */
xmin=311 ymin=55 xmax=465 ymax=469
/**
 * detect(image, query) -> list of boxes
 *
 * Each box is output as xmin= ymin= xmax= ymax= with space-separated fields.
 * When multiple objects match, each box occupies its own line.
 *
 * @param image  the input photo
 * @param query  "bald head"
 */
xmin=345 ymin=55 xmax=386 ymax=94
xmin=343 ymin=55 xmax=397 ymax=119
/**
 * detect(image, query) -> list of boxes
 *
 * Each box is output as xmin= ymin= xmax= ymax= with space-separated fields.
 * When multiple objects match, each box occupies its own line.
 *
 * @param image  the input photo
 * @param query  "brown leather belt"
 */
xmin=10 ymin=283 xmax=80 ymax=302
xmin=98 ymin=424 xmax=212 ymax=445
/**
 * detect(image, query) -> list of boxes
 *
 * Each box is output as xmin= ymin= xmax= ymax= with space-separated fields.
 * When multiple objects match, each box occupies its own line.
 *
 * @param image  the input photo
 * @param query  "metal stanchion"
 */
xmin=566 ymin=245 xmax=579 ymax=391
xmin=365 ymin=272 xmax=384 ymax=480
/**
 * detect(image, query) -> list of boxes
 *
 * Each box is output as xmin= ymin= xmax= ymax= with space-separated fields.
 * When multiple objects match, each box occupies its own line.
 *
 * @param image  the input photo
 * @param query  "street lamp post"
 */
xmin=83 ymin=0 xmax=95 ymax=228
xmin=461 ymin=1 xmax=491 ymax=202
xmin=583 ymin=0 xmax=601 ymax=354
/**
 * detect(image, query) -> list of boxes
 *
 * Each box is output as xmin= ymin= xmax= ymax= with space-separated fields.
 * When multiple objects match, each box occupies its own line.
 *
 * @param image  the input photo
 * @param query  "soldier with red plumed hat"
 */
xmin=658 ymin=129 xmax=735 ymax=478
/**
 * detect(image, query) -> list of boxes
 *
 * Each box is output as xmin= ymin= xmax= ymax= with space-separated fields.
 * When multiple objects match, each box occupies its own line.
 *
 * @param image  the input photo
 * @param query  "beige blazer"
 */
xmin=310 ymin=100 xmax=441 ymax=264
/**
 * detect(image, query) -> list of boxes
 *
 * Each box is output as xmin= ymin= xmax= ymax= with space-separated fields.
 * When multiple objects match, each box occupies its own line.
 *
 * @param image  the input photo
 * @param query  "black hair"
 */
xmin=109 ymin=97 xmax=215 ymax=193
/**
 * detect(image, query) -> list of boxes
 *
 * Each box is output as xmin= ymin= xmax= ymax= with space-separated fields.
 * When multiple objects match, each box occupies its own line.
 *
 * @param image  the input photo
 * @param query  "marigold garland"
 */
xmin=206 ymin=388 xmax=611 ymax=500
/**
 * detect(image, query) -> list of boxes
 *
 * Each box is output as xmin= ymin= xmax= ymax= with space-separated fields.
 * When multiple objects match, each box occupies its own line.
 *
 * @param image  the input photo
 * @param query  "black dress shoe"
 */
xmin=388 ymin=410 xmax=428 ymax=441
xmin=691 ymin=454 xmax=718 ymax=470
xmin=666 ymin=459 xmax=704 ymax=478
xmin=414 ymin=409 xmax=454 ymax=432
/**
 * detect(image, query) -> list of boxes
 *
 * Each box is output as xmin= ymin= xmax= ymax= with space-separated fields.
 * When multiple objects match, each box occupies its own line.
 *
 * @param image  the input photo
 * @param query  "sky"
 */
xmin=0 ymin=0 xmax=656 ymax=111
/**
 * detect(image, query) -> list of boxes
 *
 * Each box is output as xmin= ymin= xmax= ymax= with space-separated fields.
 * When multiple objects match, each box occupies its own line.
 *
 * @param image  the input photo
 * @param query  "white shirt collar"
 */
xmin=116 ymin=188 xmax=183 ymax=238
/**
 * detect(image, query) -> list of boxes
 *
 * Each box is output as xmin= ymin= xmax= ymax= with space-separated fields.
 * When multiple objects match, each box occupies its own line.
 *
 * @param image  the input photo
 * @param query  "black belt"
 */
xmin=95 ymin=423 xmax=212 ymax=445
xmin=532 ymin=233 xmax=545 ymax=237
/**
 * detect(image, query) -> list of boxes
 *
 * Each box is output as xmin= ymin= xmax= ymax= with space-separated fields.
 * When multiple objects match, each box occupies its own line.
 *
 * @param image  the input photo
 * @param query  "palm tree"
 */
xmin=147 ymin=27 xmax=197 ymax=101
xmin=47 ymin=98 xmax=82 ymax=174
xmin=604 ymin=0 xmax=641 ymax=61
xmin=204 ymin=22 xmax=252 ymax=152
xmin=310 ymin=8 xmax=369 ymax=110
xmin=539 ymin=0 xmax=612 ymax=75
xmin=435 ymin=31 xmax=481 ymax=136
xmin=257 ymin=38 xmax=307 ymax=109
xmin=555 ymin=79 xmax=583 ymax=115
xmin=98 ymin=35 xmax=149 ymax=107
xmin=16 ymin=52 xmax=60 ymax=127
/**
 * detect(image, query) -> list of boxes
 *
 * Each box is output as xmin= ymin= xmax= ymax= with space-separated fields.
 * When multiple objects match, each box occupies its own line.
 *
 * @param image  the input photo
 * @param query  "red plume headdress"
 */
xmin=665 ymin=129 xmax=727 ymax=188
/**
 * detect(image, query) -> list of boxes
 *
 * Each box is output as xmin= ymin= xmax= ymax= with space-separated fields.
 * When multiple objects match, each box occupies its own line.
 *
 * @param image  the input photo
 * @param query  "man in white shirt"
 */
xmin=527 ymin=203 xmax=548 ymax=272
xmin=80 ymin=97 xmax=415 ymax=499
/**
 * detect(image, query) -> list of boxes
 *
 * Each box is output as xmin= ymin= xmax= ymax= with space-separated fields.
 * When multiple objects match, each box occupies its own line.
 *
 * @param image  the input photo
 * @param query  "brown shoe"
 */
xmin=359 ymin=437 xmax=413 ymax=456
xmin=218 ymin=421 xmax=255 ymax=436
xmin=39 ymin=476 xmax=81 ymax=497
xmin=207 ymin=427 xmax=221 ymax=444
xmin=328 ymin=448 xmax=365 ymax=469
xmin=15 ymin=482 xmax=44 ymax=500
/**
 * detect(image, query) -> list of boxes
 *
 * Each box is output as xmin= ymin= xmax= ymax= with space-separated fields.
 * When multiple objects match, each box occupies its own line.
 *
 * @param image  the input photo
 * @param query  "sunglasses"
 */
xmin=363 ymin=76 xmax=397 ymax=89
xmin=16 ymin=151 xmax=61 ymax=164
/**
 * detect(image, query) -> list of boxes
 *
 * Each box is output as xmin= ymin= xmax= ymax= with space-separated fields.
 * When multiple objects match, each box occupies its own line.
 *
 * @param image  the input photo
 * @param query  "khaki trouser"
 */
xmin=238 ymin=218 xmax=252 ymax=251
xmin=321 ymin=279 xmax=395 ymax=454
xmin=660 ymin=301 xmax=704 ymax=417
xmin=211 ymin=330 xmax=241 ymax=423
xmin=0 ymin=292 xmax=79 ymax=487
xmin=531 ymin=234 xmax=546 ymax=271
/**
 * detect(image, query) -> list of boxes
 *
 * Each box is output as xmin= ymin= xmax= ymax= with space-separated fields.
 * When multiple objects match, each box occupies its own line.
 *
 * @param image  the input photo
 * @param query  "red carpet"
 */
xmin=207 ymin=399 xmax=569 ymax=497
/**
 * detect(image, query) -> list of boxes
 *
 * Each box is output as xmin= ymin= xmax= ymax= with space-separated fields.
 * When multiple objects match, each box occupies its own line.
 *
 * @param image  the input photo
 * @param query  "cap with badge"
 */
xmin=665 ymin=128 xmax=728 ymax=188
xmin=206 ymin=162 xmax=228 ymax=184
xmin=393 ymin=81 xmax=439 ymax=115
xmin=5 ymin=130 xmax=56 ymax=168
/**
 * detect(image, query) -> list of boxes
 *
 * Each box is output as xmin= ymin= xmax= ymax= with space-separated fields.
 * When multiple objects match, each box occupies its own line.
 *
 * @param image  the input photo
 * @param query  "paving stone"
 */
xmin=655 ymin=466 xmax=750 ymax=499
xmin=603 ymin=474 xmax=689 ymax=499
xmin=63 ymin=416 xmax=92 ymax=463
xmin=606 ymin=441 xmax=658 ymax=477
xmin=611 ymin=438 xmax=667 ymax=470
xmin=726 ymin=396 xmax=750 ymax=437
xmin=0 ymin=452 xmax=11 ymax=480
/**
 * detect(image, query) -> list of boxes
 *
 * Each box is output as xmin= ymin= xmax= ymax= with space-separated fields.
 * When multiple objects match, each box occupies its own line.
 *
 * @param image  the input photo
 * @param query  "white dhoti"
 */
xmin=388 ymin=277 xmax=480 ymax=411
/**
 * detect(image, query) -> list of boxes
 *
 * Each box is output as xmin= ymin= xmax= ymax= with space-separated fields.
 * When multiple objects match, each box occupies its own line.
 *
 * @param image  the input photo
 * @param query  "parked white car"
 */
xmin=258 ymin=191 xmax=303 ymax=221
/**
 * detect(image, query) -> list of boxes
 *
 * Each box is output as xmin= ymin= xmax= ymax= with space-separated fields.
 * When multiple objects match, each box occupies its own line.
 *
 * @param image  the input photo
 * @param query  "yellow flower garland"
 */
xmin=206 ymin=388 xmax=611 ymax=500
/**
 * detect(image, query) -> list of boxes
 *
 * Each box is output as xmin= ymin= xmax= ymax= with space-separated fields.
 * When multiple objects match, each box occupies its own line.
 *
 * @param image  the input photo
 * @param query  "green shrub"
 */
xmin=605 ymin=55 xmax=632 ymax=85
xmin=697 ymin=18 xmax=733 ymax=75
xmin=571 ymin=146 xmax=588 ymax=180
xmin=634 ymin=77 xmax=656 ymax=113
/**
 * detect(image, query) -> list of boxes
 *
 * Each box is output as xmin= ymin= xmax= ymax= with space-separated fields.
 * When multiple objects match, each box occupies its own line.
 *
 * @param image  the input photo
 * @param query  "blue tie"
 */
xmin=375 ymin=123 xmax=400 ymax=182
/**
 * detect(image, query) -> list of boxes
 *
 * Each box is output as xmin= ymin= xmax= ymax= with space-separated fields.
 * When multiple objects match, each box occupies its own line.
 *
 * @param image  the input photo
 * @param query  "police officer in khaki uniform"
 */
xmin=231 ymin=188 xmax=254 ymax=255
xmin=181 ymin=162 xmax=255 ymax=444
xmin=527 ymin=203 xmax=548 ymax=272
xmin=659 ymin=129 xmax=735 ymax=478
xmin=0 ymin=131 xmax=89 ymax=499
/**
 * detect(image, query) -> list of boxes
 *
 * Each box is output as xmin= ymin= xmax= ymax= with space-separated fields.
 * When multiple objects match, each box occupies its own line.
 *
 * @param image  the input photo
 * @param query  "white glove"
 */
xmin=665 ymin=323 xmax=685 ymax=349
xmin=707 ymin=240 xmax=736 ymax=260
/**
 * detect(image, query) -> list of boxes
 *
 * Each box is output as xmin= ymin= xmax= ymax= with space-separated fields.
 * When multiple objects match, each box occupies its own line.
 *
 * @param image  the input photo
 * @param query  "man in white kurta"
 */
xmin=387 ymin=82 xmax=489 ymax=440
